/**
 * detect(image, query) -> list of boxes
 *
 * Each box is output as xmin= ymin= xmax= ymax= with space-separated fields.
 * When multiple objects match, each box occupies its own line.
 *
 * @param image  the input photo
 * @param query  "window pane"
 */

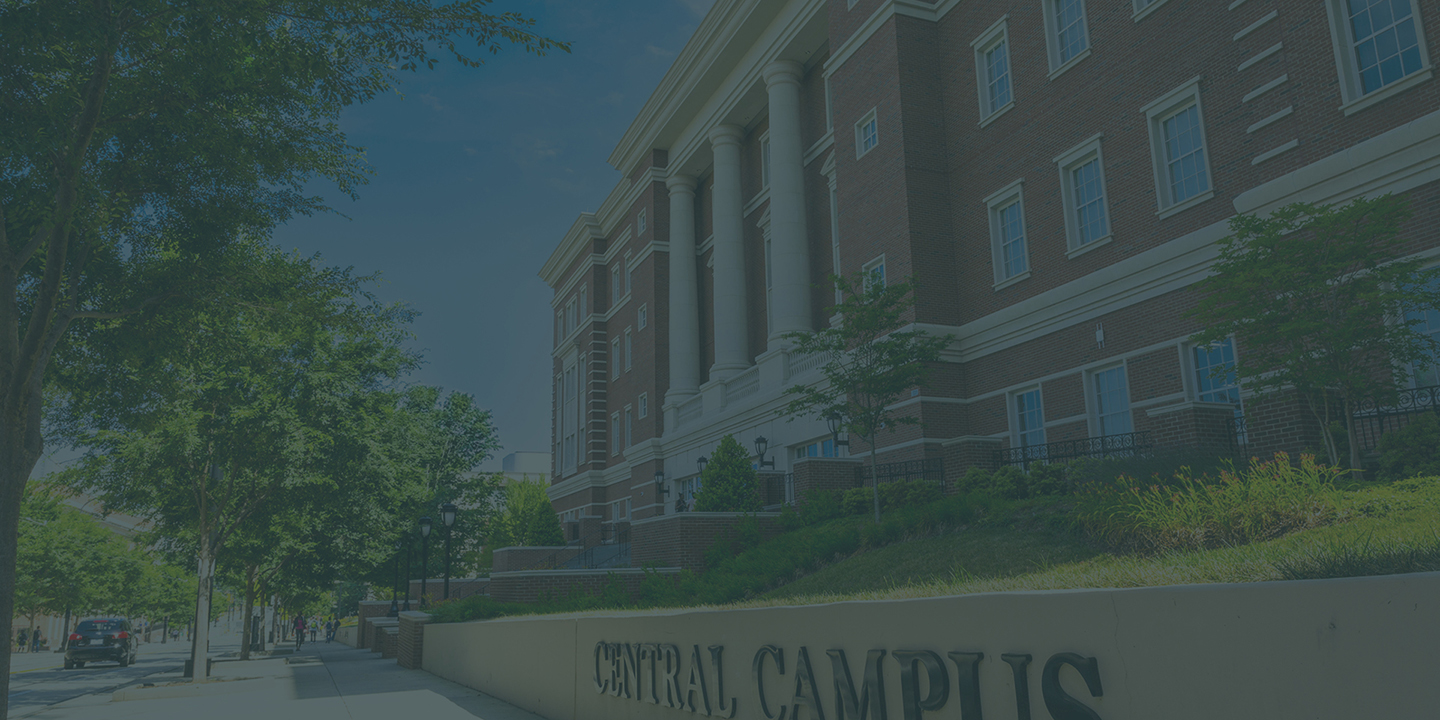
xmin=998 ymin=201 xmax=1027 ymax=278
xmin=1016 ymin=389 xmax=1046 ymax=448
xmin=1348 ymin=0 xmax=1423 ymax=93
xmin=986 ymin=42 xmax=1011 ymax=111
xmin=1094 ymin=366 xmax=1133 ymax=436
xmin=1163 ymin=105 xmax=1208 ymax=203
xmin=1072 ymin=158 xmax=1108 ymax=244
xmin=1054 ymin=0 xmax=1089 ymax=64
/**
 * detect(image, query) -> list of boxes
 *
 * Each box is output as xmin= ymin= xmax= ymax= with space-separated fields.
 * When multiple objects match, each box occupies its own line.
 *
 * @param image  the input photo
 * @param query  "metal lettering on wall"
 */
xmin=593 ymin=641 xmax=1104 ymax=719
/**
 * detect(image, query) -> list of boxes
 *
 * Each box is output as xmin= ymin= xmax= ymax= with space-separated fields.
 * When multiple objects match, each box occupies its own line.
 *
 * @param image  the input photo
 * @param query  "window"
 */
xmin=984 ymin=179 xmax=1029 ymax=287
xmin=638 ymin=304 xmax=648 ymax=330
xmin=554 ymin=375 xmax=563 ymax=463
xmin=637 ymin=208 xmax=647 ymax=235
xmin=639 ymin=393 xmax=648 ymax=419
xmin=863 ymin=256 xmax=886 ymax=290
xmin=610 ymin=498 xmax=631 ymax=523
xmin=612 ymin=338 xmax=621 ymax=379
xmin=855 ymin=108 xmax=878 ymax=158
xmin=611 ymin=264 xmax=622 ymax=304
xmin=624 ymin=328 xmax=633 ymax=371
xmin=824 ymin=76 xmax=834 ymax=131
xmin=611 ymin=413 xmax=620 ymax=455
xmin=1132 ymin=0 xmax=1172 ymax=21
xmin=624 ymin=405 xmax=633 ymax=448
xmin=972 ymin=17 xmax=1014 ymax=125
xmin=1092 ymin=365 xmax=1133 ymax=436
xmin=624 ymin=251 xmax=633 ymax=295
xmin=579 ymin=286 xmax=587 ymax=322
xmin=555 ymin=311 xmax=563 ymax=345
xmin=1143 ymin=77 xmax=1214 ymax=217
xmin=1015 ymin=388 xmax=1046 ymax=449
xmin=1043 ymin=0 xmax=1091 ymax=76
xmin=564 ymin=297 xmax=577 ymax=336
xmin=1406 ymin=281 xmax=1440 ymax=386
xmin=761 ymin=134 xmax=772 ymax=188
xmin=1193 ymin=338 xmax=1245 ymax=439
xmin=793 ymin=439 xmax=839 ymax=460
xmin=562 ymin=365 xmax=578 ymax=471
xmin=1326 ymin=0 xmax=1432 ymax=113
xmin=1054 ymin=134 xmax=1111 ymax=255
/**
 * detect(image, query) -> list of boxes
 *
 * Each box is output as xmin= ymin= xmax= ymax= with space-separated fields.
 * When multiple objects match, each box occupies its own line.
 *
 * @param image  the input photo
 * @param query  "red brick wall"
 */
xmin=397 ymin=611 xmax=430 ymax=670
xmin=356 ymin=600 xmax=391 ymax=650
xmin=630 ymin=513 xmax=784 ymax=572
xmin=487 ymin=569 xmax=679 ymax=605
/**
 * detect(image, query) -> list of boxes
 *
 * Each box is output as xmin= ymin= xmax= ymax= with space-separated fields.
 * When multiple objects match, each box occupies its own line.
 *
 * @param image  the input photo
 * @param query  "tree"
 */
xmin=692 ymin=435 xmax=762 ymax=513
xmin=1190 ymin=194 xmax=1440 ymax=469
xmin=780 ymin=274 xmax=953 ymax=522
xmin=51 ymin=241 xmax=419 ymax=678
xmin=0 ymin=0 xmax=566 ymax=704
xmin=489 ymin=480 xmax=564 ymax=548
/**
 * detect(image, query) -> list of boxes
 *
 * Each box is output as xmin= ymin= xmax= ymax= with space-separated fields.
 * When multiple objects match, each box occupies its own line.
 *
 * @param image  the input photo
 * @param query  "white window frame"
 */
xmin=564 ymin=297 xmax=577 ymax=336
xmin=624 ymin=251 xmax=633 ymax=295
xmin=638 ymin=303 xmax=648 ymax=330
xmin=1042 ymin=0 xmax=1092 ymax=79
xmin=637 ymin=208 xmax=647 ymax=235
xmin=1132 ymin=0 xmax=1173 ymax=23
xmin=578 ymin=285 xmax=587 ymax=322
xmin=1324 ymin=0 xmax=1433 ymax=115
xmin=1088 ymin=364 xmax=1134 ymax=437
xmin=761 ymin=132 xmax=772 ymax=189
xmin=824 ymin=76 xmax=834 ymax=131
xmin=863 ymin=255 xmax=887 ymax=290
xmin=624 ymin=328 xmax=633 ymax=372
xmin=971 ymin=16 xmax=1015 ymax=127
xmin=624 ymin=405 xmax=633 ymax=448
xmin=611 ymin=263 xmax=623 ymax=305
xmin=984 ymin=179 xmax=1031 ymax=289
xmin=638 ymin=392 xmax=648 ymax=419
xmin=610 ymin=412 xmax=620 ymax=456
xmin=1142 ymin=76 xmax=1215 ymax=219
xmin=612 ymin=338 xmax=621 ymax=379
xmin=854 ymin=108 xmax=879 ymax=159
xmin=1054 ymin=133 xmax=1113 ymax=257
xmin=1012 ymin=387 xmax=1047 ymax=462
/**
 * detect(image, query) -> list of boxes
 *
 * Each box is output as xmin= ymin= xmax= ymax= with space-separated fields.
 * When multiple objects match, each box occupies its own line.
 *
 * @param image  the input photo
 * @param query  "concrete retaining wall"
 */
xmin=422 ymin=572 xmax=1440 ymax=720
xmin=335 ymin=624 xmax=357 ymax=647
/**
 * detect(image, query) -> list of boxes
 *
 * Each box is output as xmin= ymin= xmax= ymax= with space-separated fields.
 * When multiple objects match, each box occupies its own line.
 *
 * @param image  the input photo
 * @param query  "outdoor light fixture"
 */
xmin=754 ymin=436 xmax=774 ymax=469
xmin=418 ymin=516 xmax=433 ymax=609
xmin=697 ymin=456 xmax=708 ymax=473
xmin=826 ymin=411 xmax=850 ymax=447
xmin=654 ymin=470 xmax=668 ymax=500
xmin=441 ymin=503 xmax=458 ymax=600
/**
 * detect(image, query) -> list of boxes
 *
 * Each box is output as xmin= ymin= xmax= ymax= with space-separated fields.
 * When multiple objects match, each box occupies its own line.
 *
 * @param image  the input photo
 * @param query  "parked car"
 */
xmin=63 ymin=618 xmax=137 ymax=669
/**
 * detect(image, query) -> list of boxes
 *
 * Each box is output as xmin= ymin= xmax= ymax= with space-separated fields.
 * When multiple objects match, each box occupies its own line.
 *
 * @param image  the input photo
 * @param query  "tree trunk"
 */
xmin=867 ymin=434 xmax=881 ymax=524
xmin=1344 ymin=396 xmax=1363 ymax=473
xmin=60 ymin=607 xmax=72 ymax=650
xmin=191 ymin=540 xmax=216 ymax=681
xmin=239 ymin=564 xmax=257 ymax=660
xmin=0 ymin=418 xmax=42 ymax=720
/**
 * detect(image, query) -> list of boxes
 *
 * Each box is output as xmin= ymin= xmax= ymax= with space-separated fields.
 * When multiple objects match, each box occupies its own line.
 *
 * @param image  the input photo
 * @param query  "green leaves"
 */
xmin=693 ymin=434 xmax=762 ymax=513
xmin=489 ymin=480 xmax=563 ymax=548
xmin=1189 ymin=194 xmax=1440 ymax=467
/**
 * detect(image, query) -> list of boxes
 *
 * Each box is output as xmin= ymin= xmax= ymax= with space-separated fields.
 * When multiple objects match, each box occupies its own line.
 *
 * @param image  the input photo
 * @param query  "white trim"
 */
xmin=1243 ymin=74 xmax=1289 ymax=102
xmin=978 ymin=101 xmax=1016 ymax=129
xmin=984 ymin=178 xmax=1030 ymax=286
xmin=854 ymin=107 xmax=879 ymax=159
xmin=1247 ymin=106 xmax=1294 ymax=133
xmin=1041 ymin=0 xmax=1092 ymax=78
xmin=1233 ymin=10 xmax=1278 ymax=42
xmin=1251 ymin=139 xmax=1301 ymax=165
xmin=1143 ymin=76 xmax=1215 ymax=216
xmin=1132 ymin=0 xmax=1173 ymax=23
xmin=1238 ymin=42 xmax=1283 ymax=72
xmin=972 ymin=16 xmax=1014 ymax=122
xmin=1054 ymin=132 xmax=1112 ymax=255
xmin=803 ymin=130 xmax=835 ymax=166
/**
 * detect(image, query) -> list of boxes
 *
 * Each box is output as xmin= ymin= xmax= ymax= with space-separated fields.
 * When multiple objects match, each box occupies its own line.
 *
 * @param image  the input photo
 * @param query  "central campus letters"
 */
xmin=593 ymin=641 xmax=1105 ymax=720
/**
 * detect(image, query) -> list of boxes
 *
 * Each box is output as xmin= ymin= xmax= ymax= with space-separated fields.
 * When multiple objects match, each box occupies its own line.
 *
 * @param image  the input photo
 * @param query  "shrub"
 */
xmin=1026 ymin=463 xmax=1069 ymax=496
xmin=800 ymin=489 xmax=843 ymax=525
xmin=694 ymin=434 xmax=763 ymax=512
xmin=1376 ymin=413 xmax=1440 ymax=482
xmin=841 ymin=487 xmax=872 ymax=515
xmin=1076 ymin=452 xmax=1347 ymax=551
xmin=954 ymin=467 xmax=993 ymax=494
xmin=986 ymin=466 xmax=1028 ymax=500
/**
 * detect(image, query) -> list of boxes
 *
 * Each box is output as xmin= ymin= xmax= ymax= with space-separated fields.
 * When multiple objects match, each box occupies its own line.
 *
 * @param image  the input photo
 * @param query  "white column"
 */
xmin=708 ymin=124 xmax=749 ymax=377
xmin=665 ymin=174 xmax=701 ymax=405
xmin=762 ymin=60 xmax=813 ymax=346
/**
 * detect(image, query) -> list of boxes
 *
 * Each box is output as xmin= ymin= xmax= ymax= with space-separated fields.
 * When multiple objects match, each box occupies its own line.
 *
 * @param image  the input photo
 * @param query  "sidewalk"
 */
xmin=20 ymin=638 xmax=546 ymax=720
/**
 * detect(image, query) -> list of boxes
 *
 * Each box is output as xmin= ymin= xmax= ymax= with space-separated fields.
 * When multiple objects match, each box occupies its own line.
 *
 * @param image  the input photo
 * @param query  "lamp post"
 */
xmin=402 ymin=535 xmax=412 ymax=612
xmin=388 ymin=540 xmax=402 ymax=617
xmin=419 ymin=516 xmax=433 ymax=609
xmin=441 ymin=503 xmax=457 ymax=600
xmin=826 ymin=411 xmax=850 ymax=450
xmin=754 ymin=436 xmax=774 ymax=469
xmin=653 ymin=471 xmax=668 ymax=514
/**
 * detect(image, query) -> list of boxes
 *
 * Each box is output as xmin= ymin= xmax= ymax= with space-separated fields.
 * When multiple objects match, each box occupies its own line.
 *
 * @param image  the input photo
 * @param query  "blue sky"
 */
xmin=270 ymin=1 xmax=715 ymax=470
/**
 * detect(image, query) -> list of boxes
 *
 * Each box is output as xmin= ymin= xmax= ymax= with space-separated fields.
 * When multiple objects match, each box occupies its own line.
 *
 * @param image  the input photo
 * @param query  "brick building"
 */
xmin=540 ymin=0 xmax=1440 ymax=531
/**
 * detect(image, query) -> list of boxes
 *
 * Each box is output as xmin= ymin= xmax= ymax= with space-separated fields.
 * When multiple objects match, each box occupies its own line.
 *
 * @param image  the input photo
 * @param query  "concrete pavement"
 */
xmin=15 ymin=633 xmax=546 ymax=720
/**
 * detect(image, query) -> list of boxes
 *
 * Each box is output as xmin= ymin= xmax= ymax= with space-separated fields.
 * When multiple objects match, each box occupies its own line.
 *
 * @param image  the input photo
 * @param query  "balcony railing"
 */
xmin=1351 ymin=385 xmax=1440 ymax=451
xmin=859 ymin=458 xmax=946 ymax=486
xmin=995 ymin=431 xmax=1152 ymax=467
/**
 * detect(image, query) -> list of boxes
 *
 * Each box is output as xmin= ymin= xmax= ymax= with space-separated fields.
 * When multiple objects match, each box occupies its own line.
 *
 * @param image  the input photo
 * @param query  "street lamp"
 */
xmin=754 ymin=436 xmax=774 ymax=469
xmin=826 ymin=411 xmax=850 ymax=448
xmin=696 ymin=456 xmax=708 ymax=473
xmin=419 ymin=516 xmax=433 ymax=609
xmin=441 ymin=503 xmax=457 ymax=600
xmin=402 ymin=535 xmax=412 ymax=612
xmin=653 ymin=470 xmax=668 ymax=508
xmin=388 ymin=540 xmax=402 ymax=617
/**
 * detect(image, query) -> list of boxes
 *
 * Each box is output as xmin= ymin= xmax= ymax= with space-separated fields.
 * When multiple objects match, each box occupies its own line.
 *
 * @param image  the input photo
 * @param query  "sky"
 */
xmin=267 ymin=1 xmax=716 ymax=471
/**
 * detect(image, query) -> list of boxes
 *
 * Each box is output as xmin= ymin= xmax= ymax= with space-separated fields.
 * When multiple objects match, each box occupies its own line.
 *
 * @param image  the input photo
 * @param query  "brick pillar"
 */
xmin=790 ymin=457 xmax=861 ymax=505
xmin=355 ymin=600 xmax=391 ymax=650
xmin=578 ymin=515 xmax=603 ymax=547
xmin=397 ymin=611 xmax=431 ymax=669
xmin=942 ymin=436 xmax=1002 ymax=481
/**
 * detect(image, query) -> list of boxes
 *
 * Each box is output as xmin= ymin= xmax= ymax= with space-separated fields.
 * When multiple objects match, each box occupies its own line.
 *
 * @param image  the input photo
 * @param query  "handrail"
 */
xmin=859 ymin=458 xmax=945 ymax=486
xmin=511 ymin=524 xmax=630 ymax=573
xmin=995 ymin=431 xmax=1152 ymax=467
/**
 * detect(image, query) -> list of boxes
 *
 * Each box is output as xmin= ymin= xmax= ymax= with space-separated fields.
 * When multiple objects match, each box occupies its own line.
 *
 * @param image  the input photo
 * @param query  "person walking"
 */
xmin=16 ymin=628 xmax=27 ymax=654
xmin=292 ymin=615 xmax=306 ymax=651
xmin=31 ymin=630 xmax=43 ymax=652
xmin=308 ymin=618 xmax=317 ymax=643
xmin=324 ymin=619 xmax=335 ymax=643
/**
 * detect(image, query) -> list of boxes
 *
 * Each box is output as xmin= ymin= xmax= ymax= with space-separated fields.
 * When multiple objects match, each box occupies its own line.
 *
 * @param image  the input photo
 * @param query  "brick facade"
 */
xmin=355 ymin=600 xmax=391 ymax=650
xmin=486 ymin=568 xmax=680 ymax=605
xmin=396 ymin=611 xmax=431 ymax=670
xmin=536 ymin=0 xmax=1440 ymax=562
xmin=629 ymin=512 xmax=784 ymax=572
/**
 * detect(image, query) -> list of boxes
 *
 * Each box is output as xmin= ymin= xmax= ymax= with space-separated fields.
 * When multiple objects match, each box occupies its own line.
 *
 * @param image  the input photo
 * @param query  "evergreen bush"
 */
xmin=693 ymin=434 xmax=763 ymax=512
xmin=1376 ymin=413 xmax=1440 ymax=482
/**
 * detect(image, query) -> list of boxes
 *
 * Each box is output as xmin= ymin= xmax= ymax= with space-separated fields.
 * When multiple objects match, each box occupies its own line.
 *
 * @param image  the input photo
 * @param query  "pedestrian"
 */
xmin=16 ymin=628 xmax=27 ymax=653
xmin=31 ymin=630 xmax=43 ymax=652
xmin=292 ymin=614 xmax=306 ymax=651
xmin=309 ymin=619 xmax=317 ymax=643
xmin=326 ymin=619 xmax=336 ymax=643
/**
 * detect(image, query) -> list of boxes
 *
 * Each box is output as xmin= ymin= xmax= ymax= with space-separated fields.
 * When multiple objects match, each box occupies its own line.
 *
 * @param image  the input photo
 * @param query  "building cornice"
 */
xmin=540 ymin=167 xmax=667 ymax=292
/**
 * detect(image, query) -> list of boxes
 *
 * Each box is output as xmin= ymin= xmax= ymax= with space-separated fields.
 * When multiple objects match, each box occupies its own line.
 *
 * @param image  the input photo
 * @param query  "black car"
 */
xmin=63 ymin=618 xmax=137 ymax=669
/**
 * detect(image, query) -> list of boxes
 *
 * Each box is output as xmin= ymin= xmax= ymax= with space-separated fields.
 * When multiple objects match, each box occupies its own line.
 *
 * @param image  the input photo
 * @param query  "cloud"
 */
xmin=418 ymin=93 xmax=446 ymax=112
xmin=677 ymin=0 xmax=714 ymax=18
xmin=530 ymin=138 xmax=560 ymax=160
xmin=601 ymin=91 xmax=625 ymax=106
xmin=463 ymin=147 xmax=478 ymax=156
xmin=646 ymin=44 xmax=676 ymax=58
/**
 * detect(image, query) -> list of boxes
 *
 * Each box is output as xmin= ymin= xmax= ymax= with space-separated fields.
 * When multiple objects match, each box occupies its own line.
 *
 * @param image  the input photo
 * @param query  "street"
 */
xmin=7 ymin=623 xmax=241 ymax=719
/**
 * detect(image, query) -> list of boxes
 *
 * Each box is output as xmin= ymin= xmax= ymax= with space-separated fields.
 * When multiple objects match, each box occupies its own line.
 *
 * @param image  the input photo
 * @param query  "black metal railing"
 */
xmin=763 ymin=474 xmax=796 ymax=509
xmin=996 ymin=431 xmax=1152 ymax=467
xmin=1351 ymin=385 xmax=1440 ymax=451
xmin=1228 ymin=416 xmax=1250 ymax=458
xmin=859 ymin=458 xmax=946 ymax=486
